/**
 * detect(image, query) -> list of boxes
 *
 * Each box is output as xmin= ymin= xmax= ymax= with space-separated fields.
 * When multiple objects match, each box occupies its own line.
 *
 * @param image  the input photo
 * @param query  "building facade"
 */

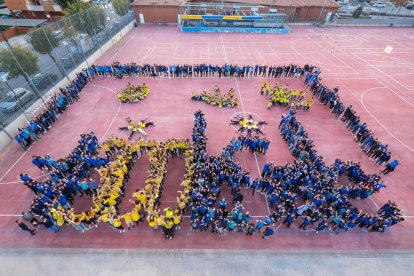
xmin=132 ymin=0 xmax=182 ymax=24
xmin=4 ymin=0 xmax=64 ymax=21
xmin=132 ymin=0 xmax=340 ymax=24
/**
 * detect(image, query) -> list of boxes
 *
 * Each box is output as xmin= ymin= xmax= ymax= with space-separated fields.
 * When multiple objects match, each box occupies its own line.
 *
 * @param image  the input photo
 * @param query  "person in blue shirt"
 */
xmin=219 ymin=197 xmax=227 ymax=211
xmin=228 ymin=219 xmax=236 ymax=232
xmin=261 ymin=226 xmax=274 ymax=239
xmin=382 ymin=157 xmax=399 ymax=175
xmin=15 ymin=133 xmax=27 ymax=150
xmin=255 ymin=219 xmax=265 ymax=233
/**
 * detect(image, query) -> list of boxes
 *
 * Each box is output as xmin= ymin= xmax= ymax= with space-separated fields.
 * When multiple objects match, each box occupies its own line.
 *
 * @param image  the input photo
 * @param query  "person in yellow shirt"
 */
xmin=104 ymin=196 xmax=117 ymax=207
xmin=99 ymin=213 xmax=109 ymax=223
xmin=164 ymin=207 xmax=174 ymax=219
xmin=157 ymin=215 xmax=165 ymax=228
xmin=111 ymin=215 xmax=125 ymax=233
xmin=163 ymin=219 xmax=175 ymax=239
xmin=53 ymin=210 xmax=65 ymax=227
xmin=173 ymin=212 xmax=182 ymax=230
xmin=131 ymin=208 xmax=141 ymax=227
xmin=122 ymin=212 xmax=133 ymax=230
xmin=147 ymin=215 xmax=157 ymax=228
xmin=304 ymin=97 xmax=313 ymax=111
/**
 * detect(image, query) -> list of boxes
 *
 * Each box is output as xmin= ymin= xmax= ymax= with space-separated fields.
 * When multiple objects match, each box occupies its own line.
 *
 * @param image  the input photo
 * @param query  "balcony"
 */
xmin=53 ymin=4 xmax=62 ymax=12
xmin=27 ymin=5 xmax=45 ymax=11
xmin=25 ymin=1 xmax=45 ymax=11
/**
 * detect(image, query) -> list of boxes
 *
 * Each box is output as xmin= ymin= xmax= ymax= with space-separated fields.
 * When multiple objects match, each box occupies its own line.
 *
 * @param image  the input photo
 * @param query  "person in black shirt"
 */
xmin=16 ymin=220 xmax=36 ymax=235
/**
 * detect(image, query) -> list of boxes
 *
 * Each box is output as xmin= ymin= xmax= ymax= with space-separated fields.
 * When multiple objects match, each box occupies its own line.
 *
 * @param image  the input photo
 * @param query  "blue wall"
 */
xmin=181 ymin=26 xmax=290 ymax=34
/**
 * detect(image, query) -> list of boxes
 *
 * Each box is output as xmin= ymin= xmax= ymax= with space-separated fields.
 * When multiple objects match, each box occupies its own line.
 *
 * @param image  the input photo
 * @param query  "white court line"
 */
xmin=107 ymin=30 xmax=136 ymax=63
xmin=370 ymin=67 xmax=414 ymax=108
xmin=389 ymin=72 xmax=414 ymax=77
xmin=237 ymin=42 xmax=247 ymax=60
xmin=233 ymin=78 xmax=271 ymax=215
xmin=369 ymin=197 xmax=380 ymax=210
xmin=139 ymin=38 xmax=157 ymax=64
xmin=0 ymin=172 xmax=50 ymax=185
xmin=0 ymin=152 xmax=27 ymax=183
xmin=266 ymin=42 xmax=279 ymax=60
xmin=78 ymin=84 xmax=121 ymax=143
xmin=0 ymin=84 xmax=121 ymax=185
xmin=360 ymin=86 xmax=414 ymax=153
xmin=172 ymin=42 xmax=179 ymax=60
xmin=220 ymin=33 xmax=228 ymax=64
xmin=350 ymin=52 xmax=414 ymax=108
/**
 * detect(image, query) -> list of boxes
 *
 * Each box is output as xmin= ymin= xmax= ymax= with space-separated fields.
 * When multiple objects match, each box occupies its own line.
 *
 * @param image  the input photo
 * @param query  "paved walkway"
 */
xmin=1 ymin=249 xmax=414 ymax=275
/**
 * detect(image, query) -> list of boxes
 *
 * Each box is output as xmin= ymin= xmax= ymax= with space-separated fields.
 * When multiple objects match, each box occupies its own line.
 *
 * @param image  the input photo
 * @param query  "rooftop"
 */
xmin=0 ymin=18 xmax=47 ymax=27
xmin=131 ymin=0 xmax=185 ymax=6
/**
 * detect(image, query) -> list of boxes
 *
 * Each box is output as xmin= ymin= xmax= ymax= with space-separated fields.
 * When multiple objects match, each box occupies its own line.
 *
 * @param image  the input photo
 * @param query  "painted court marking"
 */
xmin=0 ymin=84 xmax=121 ymax=185
xmin=229 ymin=112 xmax=266 ymax=132
xmin=360 ymin=86 xmax=414 ymax=153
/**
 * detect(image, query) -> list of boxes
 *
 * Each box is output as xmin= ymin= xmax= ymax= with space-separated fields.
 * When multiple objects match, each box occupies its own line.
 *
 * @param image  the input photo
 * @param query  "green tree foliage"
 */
xmin=0 ymin=45 xmax=39 ymax=93
xmin=27 ymin=27 xmax=59 ymax=57
xmin=112 ymin=0 xmax=130 ymax=16
xmin=27 ymin=27 xmax=66 ymax=76
xmin=395 ymin=0 xmax=409 ymax=7
xmin=0 ymin=45 xmax=39 ymax=79
xmin=64 ymin=0 xmax=106 ymax=36
xmin=55 ymin=0 xmax=77 ymax=9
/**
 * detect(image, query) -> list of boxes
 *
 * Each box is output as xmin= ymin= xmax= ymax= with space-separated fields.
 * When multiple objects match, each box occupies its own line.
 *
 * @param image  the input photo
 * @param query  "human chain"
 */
xmin=17 ymin=110 xmax=402 ymax=236
xmin=309 ymin=79 xmax=398 ymax=172
xmin=14 ymin=63 xmax=318 ymax=149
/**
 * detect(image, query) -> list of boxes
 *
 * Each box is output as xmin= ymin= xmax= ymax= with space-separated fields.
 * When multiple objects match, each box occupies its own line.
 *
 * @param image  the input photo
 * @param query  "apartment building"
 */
xmin=4 ymin=0 xmax=65 ymax=20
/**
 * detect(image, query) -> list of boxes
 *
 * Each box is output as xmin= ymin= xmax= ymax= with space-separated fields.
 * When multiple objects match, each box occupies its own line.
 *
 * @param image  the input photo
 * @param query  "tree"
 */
xmin=55 ymin=0 xmax=77 ymax=9
xmin=112 ymin=0 xmax=130 ymax=16
xmin=0 ymin=45 xmax=39 ymax=93
xmin=27 ymin=27 xmax=66 ymax=77
xmin=64 ymin=0 xmax=107 ymax=36
xmin=395 ymin=0 xmax=409 ymax=14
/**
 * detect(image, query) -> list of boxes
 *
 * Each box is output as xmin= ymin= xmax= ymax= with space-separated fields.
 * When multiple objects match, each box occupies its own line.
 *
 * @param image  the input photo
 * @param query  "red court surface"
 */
xmin=0 ymin=26 xmax=414 ymax=250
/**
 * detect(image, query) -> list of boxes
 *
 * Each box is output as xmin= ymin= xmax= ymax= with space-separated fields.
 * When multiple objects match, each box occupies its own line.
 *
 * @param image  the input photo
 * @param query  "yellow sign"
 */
xmin=223 ymin=16 xmax=242 ymax=20
xmin=181 ymin=15 xmax=202 ymax=20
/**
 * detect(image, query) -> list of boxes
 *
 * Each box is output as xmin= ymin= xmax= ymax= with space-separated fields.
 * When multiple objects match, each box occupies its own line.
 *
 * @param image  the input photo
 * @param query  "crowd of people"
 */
xmin=230 ymin=113 xmax=268 ymax=136
xmin=226 ymin=136 xmax=271 ymax=155
xmin=96 ymin=62 xmax=318 ymax=79
xmin=309 ymin=80 xmax=398 ymax=171
xmin=15 ymin=57 xmax=404 ymax=236
xmin=18 ymin=110 xmax=403 ymax=236
xmin=116 ymin=82 xmax=150 ymax=103
xmin=118 ymin=116 xmax=155 ymax=139
xmin=189 ymin=110 xmax=257 ymax=235
xmin=191 ymin=86 xmax=238 ymax=108
xmin=13 ymin=62 xmax=318 ymax=149
xmin=260 ymin=81 xmax=313 ymax=111
xmin=17 ymin=133 xmax=108 ymax=234
xmin=252 ymin=110 xmax=404 ymax=233
xmin=14 ymin=72 xmax=89 ymax=150
xmin=139 ymin=139 xmax=193 ymax=239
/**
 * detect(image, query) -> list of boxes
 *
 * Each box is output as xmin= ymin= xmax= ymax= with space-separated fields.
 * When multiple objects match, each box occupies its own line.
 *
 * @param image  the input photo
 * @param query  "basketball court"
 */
xmin=0 ymin=25 xmax=413 ymax=250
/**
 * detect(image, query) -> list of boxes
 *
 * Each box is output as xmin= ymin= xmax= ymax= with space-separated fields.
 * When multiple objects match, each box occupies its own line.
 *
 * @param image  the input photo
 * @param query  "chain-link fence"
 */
xmin=0 ymin=2 xmax=134 ymax=138
xmin=332 ymin=3 xmax=414 ymax=26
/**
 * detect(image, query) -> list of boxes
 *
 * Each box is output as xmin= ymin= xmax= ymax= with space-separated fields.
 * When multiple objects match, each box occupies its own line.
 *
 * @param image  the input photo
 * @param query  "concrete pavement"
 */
xmin=1 ymin=249 xmax=414 ymax=276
